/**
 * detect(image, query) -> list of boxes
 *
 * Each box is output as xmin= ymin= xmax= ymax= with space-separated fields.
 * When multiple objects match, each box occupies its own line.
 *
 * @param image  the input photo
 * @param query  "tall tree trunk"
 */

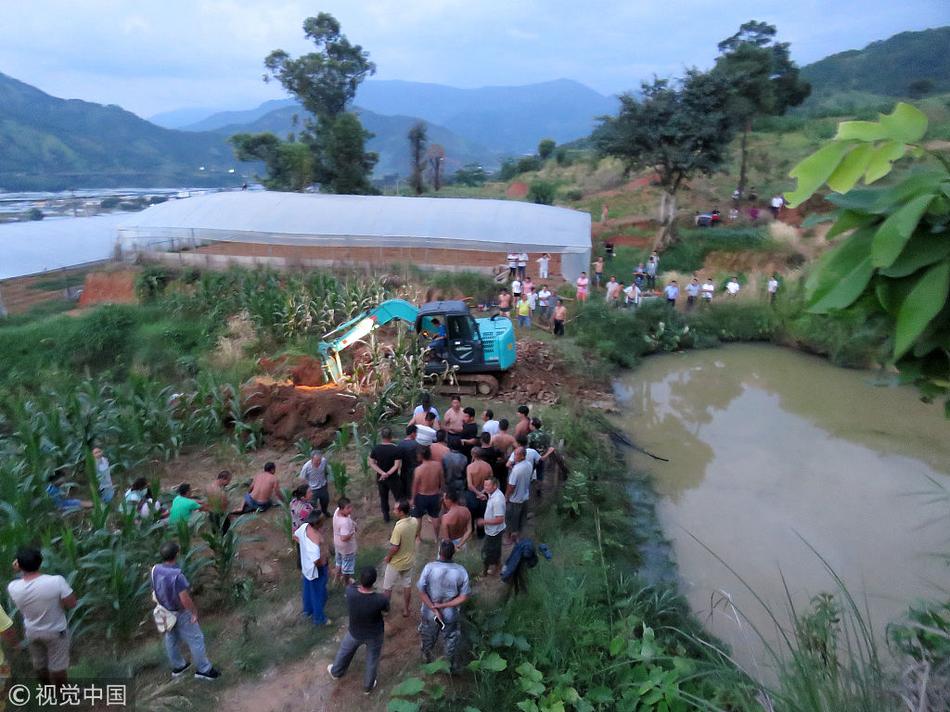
xmin=737 ymin=119 xmax=751 ymax=196
xmin=653 ymin=190 xmax=677 ymax=251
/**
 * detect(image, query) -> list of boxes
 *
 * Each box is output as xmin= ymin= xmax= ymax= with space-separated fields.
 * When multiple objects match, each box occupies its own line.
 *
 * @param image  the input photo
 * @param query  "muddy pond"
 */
xmin=613 ymin=344 xmax=950 ymax=675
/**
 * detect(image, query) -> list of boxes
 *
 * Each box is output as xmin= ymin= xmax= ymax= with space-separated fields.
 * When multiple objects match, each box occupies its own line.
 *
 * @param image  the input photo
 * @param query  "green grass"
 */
xmin=659 ymin=227 xmax=774 ymax=274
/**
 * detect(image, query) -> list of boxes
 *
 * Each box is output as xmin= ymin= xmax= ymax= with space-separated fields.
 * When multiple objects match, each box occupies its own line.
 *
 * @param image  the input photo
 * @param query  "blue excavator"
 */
xmin=317 ymin=299 xmax=516 ymax=396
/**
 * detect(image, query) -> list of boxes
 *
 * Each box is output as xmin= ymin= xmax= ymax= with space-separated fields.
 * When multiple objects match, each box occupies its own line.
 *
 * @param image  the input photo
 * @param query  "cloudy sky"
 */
xmin=1 ymin=0 xmax=945 ymax=118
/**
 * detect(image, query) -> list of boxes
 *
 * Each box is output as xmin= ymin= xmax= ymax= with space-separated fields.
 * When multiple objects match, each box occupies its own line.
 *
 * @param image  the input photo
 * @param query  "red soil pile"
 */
xmin=506 ymin=181 xmax=529 ymax=199
xmin=241 ymin=380 xmax=360 ymax=448
xmin=258 ymin=355 xmax=326 ymax=387
xmin=78 ymin=271 xmax=137 ymax=307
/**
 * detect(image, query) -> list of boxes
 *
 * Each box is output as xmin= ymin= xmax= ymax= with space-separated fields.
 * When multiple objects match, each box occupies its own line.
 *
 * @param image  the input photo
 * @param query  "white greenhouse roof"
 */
xmin=117 ymin=191 xmax=592 ymax=254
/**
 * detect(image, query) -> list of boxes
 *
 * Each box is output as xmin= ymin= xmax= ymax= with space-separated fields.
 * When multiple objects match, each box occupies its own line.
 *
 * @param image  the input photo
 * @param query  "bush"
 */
xmin=661 ymin=227 xmax=771 ymax=273
xmin=527 ymin=180 xmax=556 ymax=205
xmin=516 ymin=155 xmax=542 ymax=174
xmin=99 ymin=197 xmax=121 ymax=209
xmin=428 ymin=271 xmax=498 ymax=304
xmin=26 ymin=207 xmax=43 ymax=221
xmin=561 ymin=188 xmax=583 ymax=201
xmin=135 ymin=265 xmax=175 ymax=302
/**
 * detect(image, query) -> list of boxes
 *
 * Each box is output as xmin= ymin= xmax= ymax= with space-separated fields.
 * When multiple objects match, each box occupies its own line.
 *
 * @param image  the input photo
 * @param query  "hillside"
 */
xmin=212 ymin=104 xmax=498 ymax=177
xmin=801 ymin=26 xmax=950 ymax=99
xmin=0 ymin=72 xmax=241 ymax=191
xmin=184 ymin=78 xmax=617 ymax=156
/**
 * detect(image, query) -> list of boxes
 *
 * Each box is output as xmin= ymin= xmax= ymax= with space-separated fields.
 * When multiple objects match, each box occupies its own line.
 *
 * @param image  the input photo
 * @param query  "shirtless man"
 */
xmin=429 ymin=430 xmax=450 ymax=464
xmin=514 ymin=405 xmax=531 ymax=440
xmin=243 ymin=462 xmax=284 ymax=512
xmin=439 ymin=491 xmax=472 ymax=550
xmin=498 ymin=289 xmax=512 ymax=317
xmin=490 ymin=419 xmax=517 ymax=490
xmin=411 ymin=446 xmax=444 ymax=542
xmin=443 ymin=397 xmax=465 ymax=435
xmin=465 ymin=448 xmax=493 ymax=532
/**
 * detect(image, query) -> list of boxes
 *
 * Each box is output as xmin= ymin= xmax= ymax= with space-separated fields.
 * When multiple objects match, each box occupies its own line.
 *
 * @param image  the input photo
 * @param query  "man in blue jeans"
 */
xmin=327 ymin=566 xmax=390 ymax=694
xmin=151 ymin=542 xmax=221 ymax=681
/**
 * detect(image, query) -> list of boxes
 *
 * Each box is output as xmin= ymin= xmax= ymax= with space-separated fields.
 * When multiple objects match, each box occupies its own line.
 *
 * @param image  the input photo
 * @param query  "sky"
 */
xmin=0 ymin=0 xmax=946 ymax=119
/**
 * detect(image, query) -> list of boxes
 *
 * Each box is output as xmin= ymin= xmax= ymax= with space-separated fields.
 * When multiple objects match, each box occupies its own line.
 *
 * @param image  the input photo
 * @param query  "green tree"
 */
xmin=408 ymin=121 xmax=427 ymax=195
xmin=786 ymin=103 xmax=949 ymax=415
xmin=538 ymin=138 xmax=556 ymax=161
xmin=262 ymin=13 xmax=377 ymax=194
xmin=594 ymin=70 xmax=735 ymax=248
xmin=713 ymin=21 xmax=810 ymax=196
xmin=321 ymin=113 xmax=378 ymax=195
xmin=230 ymin=133 xmax=314 ymax=191
xmin=453 ymin=163 xmax=487 ymax=187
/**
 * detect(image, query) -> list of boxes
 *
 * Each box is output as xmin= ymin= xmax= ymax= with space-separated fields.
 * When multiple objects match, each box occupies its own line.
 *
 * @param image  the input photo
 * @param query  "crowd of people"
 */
xmin=3 ymin=393 xmax=556 ymax=696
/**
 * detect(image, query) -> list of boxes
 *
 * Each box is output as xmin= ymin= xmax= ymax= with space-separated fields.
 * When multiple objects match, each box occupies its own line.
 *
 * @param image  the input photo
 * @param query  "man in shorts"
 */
xmin=477 ymin=478 xmax=506 ymax=575
xmin=383 ymin=500 xmax=420 ymax=617
xmin=439 ymin=491 xmax=472 ymax=550
xmin=333 ymin=497 xmax=358 ymax=585
xmin=411 ymin=446 xmax=445 ymax=542
xmin=7 ymin=547 xmax=77 ymax=683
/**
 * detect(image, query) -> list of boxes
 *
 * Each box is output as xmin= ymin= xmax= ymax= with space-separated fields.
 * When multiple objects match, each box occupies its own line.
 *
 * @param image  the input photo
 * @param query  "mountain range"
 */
xmin=1 ymin=26 xmax=947 ymax=191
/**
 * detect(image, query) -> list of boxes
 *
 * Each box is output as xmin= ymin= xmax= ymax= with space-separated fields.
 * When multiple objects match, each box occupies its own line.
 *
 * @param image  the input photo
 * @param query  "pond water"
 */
xmin=613 ymin=344 xmax=950 ymax=676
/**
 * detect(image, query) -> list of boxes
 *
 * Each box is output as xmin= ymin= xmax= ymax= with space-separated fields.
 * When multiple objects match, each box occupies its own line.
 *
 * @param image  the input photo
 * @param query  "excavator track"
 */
xmin=434 ymin=374 xmax=499 ymax=398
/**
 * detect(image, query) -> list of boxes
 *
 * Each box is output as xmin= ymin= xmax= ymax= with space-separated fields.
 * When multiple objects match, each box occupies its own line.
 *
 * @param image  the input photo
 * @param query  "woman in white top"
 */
xmin=295 ymin=512 xmax=329 ymax=625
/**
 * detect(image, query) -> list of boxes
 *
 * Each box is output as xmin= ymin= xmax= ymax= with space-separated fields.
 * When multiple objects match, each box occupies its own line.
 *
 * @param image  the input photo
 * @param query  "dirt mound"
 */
xmin=258 ymin=355 xmax=325 ymax=387
xmin=241 ymin=381 xmax=358 ymax=447
xmin=703 ymin=250 xmax=795 ymax=275
xmin=497 ymin=339 xmax=614 ymax=409
xmin=506 ymin=181 xmax=529 ymax=198
xmin=78 ymin=270 xmax=137 ymax=307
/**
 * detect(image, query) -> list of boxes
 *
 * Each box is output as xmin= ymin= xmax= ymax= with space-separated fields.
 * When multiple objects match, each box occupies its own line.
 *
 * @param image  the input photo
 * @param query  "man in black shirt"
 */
xmin=457 ymin=407 xmax=479 ymax=460
xmin=478 ymin=431 xmax=499 ymax=471
xmin=370 ymin=427 xmax=402 ymax=522
xmin=327 ymin=566 xmax=390 ymax=693
xmin=396 ymin=425 xmax=421 ymax=499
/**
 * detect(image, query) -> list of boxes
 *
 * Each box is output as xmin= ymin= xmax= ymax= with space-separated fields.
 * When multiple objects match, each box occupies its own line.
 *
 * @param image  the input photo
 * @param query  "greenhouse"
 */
xmin=117 ymin=191 xmax=592 ymax=281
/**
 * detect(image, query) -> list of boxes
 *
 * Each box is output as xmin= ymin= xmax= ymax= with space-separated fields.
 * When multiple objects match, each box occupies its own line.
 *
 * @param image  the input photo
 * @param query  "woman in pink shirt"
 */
xmin=575 ymin=272 xmax=590 ymax=302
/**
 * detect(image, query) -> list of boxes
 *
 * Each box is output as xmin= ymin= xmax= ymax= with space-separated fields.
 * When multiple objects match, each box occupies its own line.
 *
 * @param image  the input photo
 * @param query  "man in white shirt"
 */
xmin=726 ymin=277 xmax=741 ymax=297
xmin=664 ymin=280 xmax=679 ymax=306
xmin=477 ymin=478 xmax=506 ymax=575
xmin=605 ymin=276 xmax=620 ymax=302
xmin=481 ymin=410 xmax=500 ymax=437
xmin=685 ymin=278 xmax=700 ymax=310
xmin=7 ymin=547 xmax=77 ymax=683
xmin=301 ymin=451 xmax=330 ymax=516
xmin=770 ymin=194 xmax=784 ymax=218
xmin=511 ymin=278 xmax=522 ymax=299
xmin=701 ymin=279 xmax=715 ymax=303
xmin=506 ymin=253 xmax=518 ymax=279
xmin=768 ymin=274 xmax=780 ymax=304
xmin=536 ymin=253 xmax=550 ymax=280
xmin=537 ymin=285 xmax=553 ymax=322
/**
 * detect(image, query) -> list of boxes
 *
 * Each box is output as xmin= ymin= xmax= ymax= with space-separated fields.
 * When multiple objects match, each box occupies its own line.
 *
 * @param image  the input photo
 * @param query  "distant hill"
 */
xmin=149 ymin=106 xmax=225 ymax=129
xmin=210 ymin=104 xmax=498 ymax=176
xmin=184 ymin=78 xmax=618 ymax=156
xmin=801 ymin=27 xmax=950 ymax=98
xmin=0 ymin=72 xmax=242 ymax=191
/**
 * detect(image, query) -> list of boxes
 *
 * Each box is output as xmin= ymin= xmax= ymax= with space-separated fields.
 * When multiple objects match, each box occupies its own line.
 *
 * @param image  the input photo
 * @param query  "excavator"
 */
xmin=318 ymin=299 xmax=516 ymax=396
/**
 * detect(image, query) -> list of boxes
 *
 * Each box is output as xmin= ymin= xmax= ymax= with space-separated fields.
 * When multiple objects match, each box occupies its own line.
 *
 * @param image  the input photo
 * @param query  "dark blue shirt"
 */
xmin=152 ymin=563 xmax=189 ymax=611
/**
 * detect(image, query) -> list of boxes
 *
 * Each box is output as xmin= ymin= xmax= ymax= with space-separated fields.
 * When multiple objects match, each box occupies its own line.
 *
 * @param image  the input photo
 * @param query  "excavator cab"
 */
xmin=417 ymin=302 xmax=485 ymax=368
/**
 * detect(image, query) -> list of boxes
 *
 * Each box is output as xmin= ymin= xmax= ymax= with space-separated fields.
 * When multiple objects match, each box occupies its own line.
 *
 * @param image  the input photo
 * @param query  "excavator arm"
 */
xmin=318 ymin=299 xmax=419 ymax=384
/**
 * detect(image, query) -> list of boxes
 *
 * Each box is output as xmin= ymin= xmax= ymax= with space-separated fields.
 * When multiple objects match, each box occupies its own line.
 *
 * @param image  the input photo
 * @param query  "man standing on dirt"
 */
xmin=333 ymin=498 xmax=358 ymax=586
xmin=7 ymin=547 xmax=77 ymax=684
xmin=726 ymin=277 xmax=741 ymax=297
xmin=506 ymin=448 xmax=532 ymax=544
xmin=536 ymin=253 xmax=550 ymax=280
xmin=383 ymin=500 xmax=419 ymax=618
xmin=477 ymin=478 xmax=506 ymax=576
xmin=417 ymin=540 xmax=471 ymax=673
xmin=517 ymin=251 xmax=529 ymax=280
xmin=411 ymin=446 xmax=445 ymax=542
xmin=397 ymin=425 xmax=421 ymax=498
xmin=593 ymin=257 xmax=604 ymax=289
xmin=498 ymin=288 xmax=512 ymax=317
xmin=537 ymin=284 xmax=553 ymax=323
xmin=300 ymin=451 xmax=329 ymax=517
xmin=491 ymin=419 xmax=517 ymax=489
xmin=466 ymin=447 xmax=492 ymax=536
xmin=664 ymin=280 xmax=679 ymax=307
xmin=439 ymin=491 xmax=472 ymax=549
xmin=702 ymin=277 xmax=715 ymax=304
xmin=575 ymin=273 xmax=589 ymax=302
xmin=370 ymin=427 xmax=403 ymax=522
xmin=151 ymin=541 xmax=221 ymax=680
xmin=327 ymin=566 xmax=390 ymax=694
xmin=443 ymin=396 xmax=465 ymax=435
xmin=441 ymin=438 xmax=468 ymax=498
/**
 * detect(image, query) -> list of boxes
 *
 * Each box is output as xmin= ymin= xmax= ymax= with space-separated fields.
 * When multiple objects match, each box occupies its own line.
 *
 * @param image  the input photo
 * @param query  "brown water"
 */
xmin=613 ymin=344 xmax=950 ymax=676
